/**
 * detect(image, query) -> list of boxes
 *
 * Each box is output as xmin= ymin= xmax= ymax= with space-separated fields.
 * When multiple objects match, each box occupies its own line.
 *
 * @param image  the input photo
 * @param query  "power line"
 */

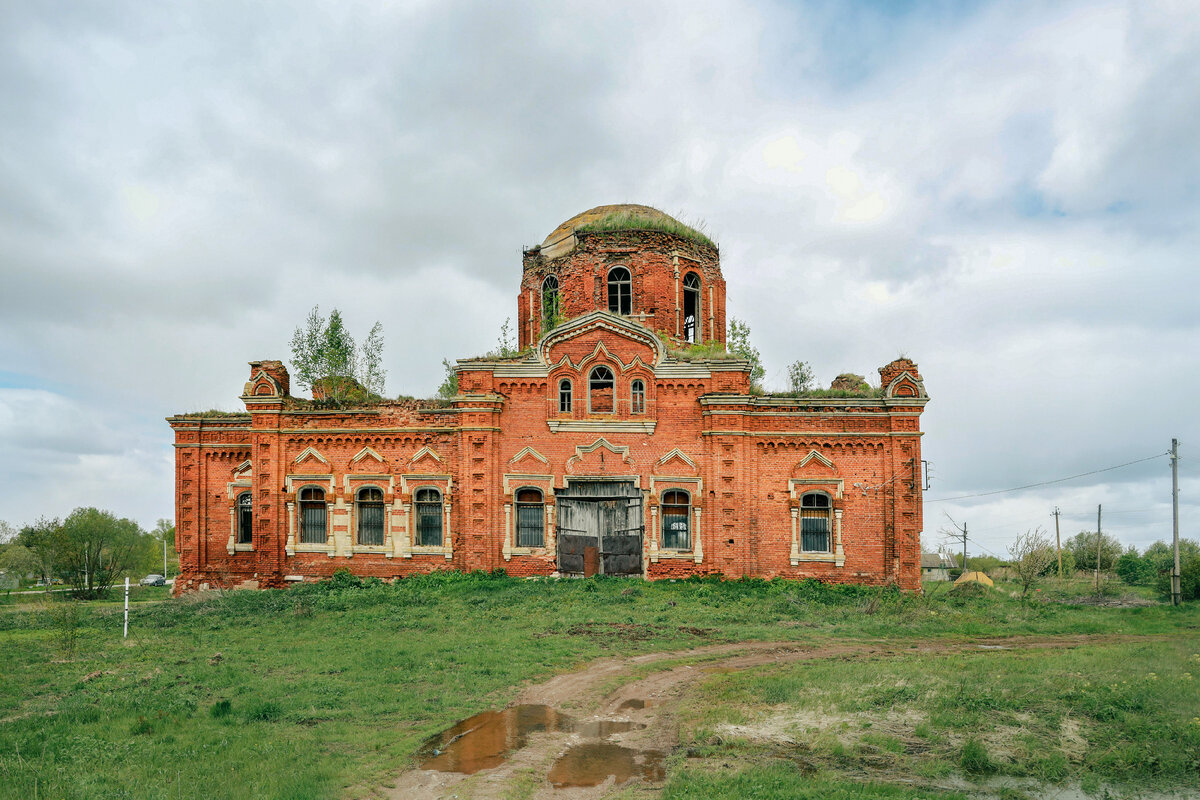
xmin=925 ymin=452 xmax=1167 ymax=503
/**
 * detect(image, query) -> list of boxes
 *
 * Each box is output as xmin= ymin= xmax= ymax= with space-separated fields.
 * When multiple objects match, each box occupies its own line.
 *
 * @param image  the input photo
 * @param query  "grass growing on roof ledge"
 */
xmin=577 ymin=210 xmax=717 ymax=248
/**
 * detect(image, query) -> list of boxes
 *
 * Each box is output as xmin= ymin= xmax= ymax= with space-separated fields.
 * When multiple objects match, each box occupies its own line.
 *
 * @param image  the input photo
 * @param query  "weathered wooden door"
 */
xmin=556 ymin=481 xmax=644 ymax=576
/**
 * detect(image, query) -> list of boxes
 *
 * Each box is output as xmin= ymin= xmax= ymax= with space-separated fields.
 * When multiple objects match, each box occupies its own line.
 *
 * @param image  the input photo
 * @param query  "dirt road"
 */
xmin=382 ymin=634 xmax=1143 ymax=799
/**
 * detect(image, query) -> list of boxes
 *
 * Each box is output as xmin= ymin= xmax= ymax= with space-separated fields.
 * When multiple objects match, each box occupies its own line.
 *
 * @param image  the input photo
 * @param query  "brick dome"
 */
xmin=540 ymin=204 xmax=710 ymax=259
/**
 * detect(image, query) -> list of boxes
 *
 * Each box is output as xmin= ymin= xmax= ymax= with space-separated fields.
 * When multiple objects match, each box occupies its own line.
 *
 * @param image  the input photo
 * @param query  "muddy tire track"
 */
xmin=382 ymin=633 xmax=1152 ymax=799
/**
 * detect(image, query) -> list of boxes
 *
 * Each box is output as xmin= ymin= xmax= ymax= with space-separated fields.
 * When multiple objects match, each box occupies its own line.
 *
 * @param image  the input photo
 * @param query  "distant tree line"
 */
xmin=938 ymin=531 xmax=1200 ymax=602
xmin=0 ymin=510 xmax=175 ymax=599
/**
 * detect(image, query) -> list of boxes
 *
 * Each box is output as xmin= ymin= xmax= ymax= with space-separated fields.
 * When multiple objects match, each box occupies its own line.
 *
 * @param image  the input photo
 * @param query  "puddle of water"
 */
xmin=617 ymin=698 xmax=646 ymax=711
xmin=573 ymin=719 xmax=643 ymax=737
xmin=547 ymin=743 xmax=665 ymax=788
xmin=417 ymin=704 xmax=571 ymax=774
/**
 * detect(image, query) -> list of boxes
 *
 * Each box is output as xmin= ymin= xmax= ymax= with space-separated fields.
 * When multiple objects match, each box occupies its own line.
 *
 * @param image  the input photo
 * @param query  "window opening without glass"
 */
xmin=541 ymin=275 xmax=559 ymax=331
xmin=661 ymin=489 xmax=691 ymax=550
xmin=607 ymin=267 xmax=631 ymax=314
xmin=683 ymin=271 xmax=700 ymax=343
xmin=515 ymin=488 xmax=545 ymax=548
xmin=589 ymin=366 xmax=614 ymax=413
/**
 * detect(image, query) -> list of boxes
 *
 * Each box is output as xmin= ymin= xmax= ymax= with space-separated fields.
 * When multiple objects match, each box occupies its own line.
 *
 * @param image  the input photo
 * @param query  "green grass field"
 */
xmin=0 ymin=572 xmax=1196 ymax=799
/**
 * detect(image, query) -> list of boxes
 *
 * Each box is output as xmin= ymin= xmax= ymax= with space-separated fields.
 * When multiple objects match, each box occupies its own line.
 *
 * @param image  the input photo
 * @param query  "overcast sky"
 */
xmin=2 ymin=0 xmax=1196 ymax=559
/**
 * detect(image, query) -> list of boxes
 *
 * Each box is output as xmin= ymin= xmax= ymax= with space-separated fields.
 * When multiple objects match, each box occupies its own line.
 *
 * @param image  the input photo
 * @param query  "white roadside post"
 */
xmin=123 ymin=576 xmax=130 ymax=638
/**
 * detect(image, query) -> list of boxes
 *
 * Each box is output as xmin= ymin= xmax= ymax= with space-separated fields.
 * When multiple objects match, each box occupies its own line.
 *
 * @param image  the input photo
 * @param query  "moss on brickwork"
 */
xmin=175 ymin=409 xmax=251 ymax=419
xmin=576 ymin=209 xmax=716 ymax=248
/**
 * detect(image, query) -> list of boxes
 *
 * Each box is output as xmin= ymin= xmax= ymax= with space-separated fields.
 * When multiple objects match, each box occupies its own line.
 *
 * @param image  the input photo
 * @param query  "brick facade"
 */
xmin=169 ymin=206 xmax=928 ymax=593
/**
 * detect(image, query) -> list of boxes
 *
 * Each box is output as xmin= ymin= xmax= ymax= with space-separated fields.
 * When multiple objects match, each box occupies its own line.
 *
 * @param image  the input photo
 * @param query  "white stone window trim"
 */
xmin=404 ymin=477 xmax=453 ymax=560
xmin=648 ymin=476 xmax=704 ymax=564
xmin=501 ymin=474 xmax=556 ymax=560
xmin=348 ymin=481 xmax=392 ymax=558
xmin=226 ymin=477 xmax=252 ymax=555
xmin=284 ymin=474 xmax=335 ymax=557
xmin=788 ymin=478 xmax=845 ymax=567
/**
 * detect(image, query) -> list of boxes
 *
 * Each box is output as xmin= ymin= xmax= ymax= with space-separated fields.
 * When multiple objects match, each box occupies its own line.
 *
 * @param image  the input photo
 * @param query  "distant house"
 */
xmin=921 ymin=553 xmax=955 ymax=581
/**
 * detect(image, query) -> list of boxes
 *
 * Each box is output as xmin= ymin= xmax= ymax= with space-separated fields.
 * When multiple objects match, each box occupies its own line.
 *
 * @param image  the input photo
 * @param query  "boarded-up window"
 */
xmin=416 ymin=488 xmax=443 ymax=547
xmin=357 ymin=486 xmax=385 ymax=546
xmin=237 ymin=492 xmax=253 ymax=545
xmin=661 ymin=490 xmax=690 ymax=550
xmin=515 ymin=488 xmax=544 ymax=548
xmin=801 ymin=492 xmax=831 ymax=552
xmin=299 ymin=486 xmax=327 ymax=544
xmin=589 ymin=366 xmax=614 ymax=413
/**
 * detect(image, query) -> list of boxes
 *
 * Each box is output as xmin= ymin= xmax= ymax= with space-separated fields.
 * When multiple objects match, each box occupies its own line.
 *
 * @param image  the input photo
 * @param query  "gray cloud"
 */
xmin=0 ymin=1 xmax=1195 ymax=557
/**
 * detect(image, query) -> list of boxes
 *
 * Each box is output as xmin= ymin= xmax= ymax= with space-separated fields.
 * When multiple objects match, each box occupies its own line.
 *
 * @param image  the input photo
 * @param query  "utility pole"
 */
xmin=1052 ymin=507 xmax=1063 ymax=578
xmin=1095 ymin=504 xmax=1102 ymax=597
xmin=1171 ymin=439 xmax=1181 ymax=606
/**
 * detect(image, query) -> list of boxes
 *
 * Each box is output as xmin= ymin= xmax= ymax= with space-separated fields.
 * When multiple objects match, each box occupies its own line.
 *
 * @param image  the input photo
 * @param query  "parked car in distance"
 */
xmin=140 ymin=574 xmax=166 ymax=586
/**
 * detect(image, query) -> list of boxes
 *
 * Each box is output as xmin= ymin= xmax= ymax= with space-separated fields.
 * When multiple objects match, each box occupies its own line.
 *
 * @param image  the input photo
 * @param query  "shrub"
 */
xmin=1115 ymin=550 xmax=1155 ymax=586
xmin=1155 ymin=553 xmax=1200 ymax=601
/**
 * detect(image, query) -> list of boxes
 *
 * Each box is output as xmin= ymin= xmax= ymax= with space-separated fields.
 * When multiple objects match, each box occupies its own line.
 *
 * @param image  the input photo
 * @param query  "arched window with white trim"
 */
xmin=237 ymin=492 xmax=253 ymax=545
xmin=356 ymin=486 xmax=385 ymax=546
xmin=607 ymin=267 xmax=631 ymax=314
xmin=589 ymin=366 xmax=614 ymax=413
xmin=415 ymin=488 xmax=443 ymax=547
xmin=559 ymin=378 xmax=572 ymax=413
xmin=299 ymin=486 xmax=327 ymax=544
xmin=631 ymin=379 xmax=645 ymax=414
xmin=801 ymin=492 xmax=832 ymax=552
xmin=515 ymin=488 xmax=545 ymax=548
xmin=661 ymin=490 xmax=691 ymax=550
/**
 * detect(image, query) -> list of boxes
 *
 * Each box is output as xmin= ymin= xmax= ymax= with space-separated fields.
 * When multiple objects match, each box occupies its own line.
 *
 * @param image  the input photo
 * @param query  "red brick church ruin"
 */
xmin=169 ymin=205 xmax=929 ymax=592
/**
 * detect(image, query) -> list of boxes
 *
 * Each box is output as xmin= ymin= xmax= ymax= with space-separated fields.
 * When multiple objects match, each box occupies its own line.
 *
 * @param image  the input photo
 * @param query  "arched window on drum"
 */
xmin=607 ymin=267 xmax=631 ymax=315
xmin=682 ymin=271 xmax=701 ymax=343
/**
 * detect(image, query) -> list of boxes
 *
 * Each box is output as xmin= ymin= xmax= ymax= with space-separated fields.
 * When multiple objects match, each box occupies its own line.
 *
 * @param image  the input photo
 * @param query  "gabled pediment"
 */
xmin=792 ymin=449 xmax=837 ymax=478
xmin=654 ymin=448 xmax=698 ymax=475
xmin=566 ymin=437 xmax=637 ymax=475
xmin=508 ymin=446 xmax=550 ymax=468
xmin=293 ymin=446 xmax=329 ymax=467
xmin=410 ymin=446 xmax=442 ymax=467
xmin=539 ymin=310 xmax=665 ymax=369
xmin=351 ymin=446 xmax=385 ymax=465
xmin=234 ymin=459 xmax=252 ymax=476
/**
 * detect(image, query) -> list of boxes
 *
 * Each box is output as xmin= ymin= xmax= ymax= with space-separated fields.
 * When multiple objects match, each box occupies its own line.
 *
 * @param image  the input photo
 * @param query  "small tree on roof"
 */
xmin=290 ymin=306 xmax=386 ymax=404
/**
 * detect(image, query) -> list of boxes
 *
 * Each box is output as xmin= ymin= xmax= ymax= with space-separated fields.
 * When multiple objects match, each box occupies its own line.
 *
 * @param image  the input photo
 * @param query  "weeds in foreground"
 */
xmin=0 ymin=571 xmax=1195 ymax=800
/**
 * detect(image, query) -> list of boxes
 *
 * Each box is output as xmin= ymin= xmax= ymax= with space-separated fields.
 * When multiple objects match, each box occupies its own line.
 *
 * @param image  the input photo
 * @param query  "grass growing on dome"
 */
xmin=577 ymin=209 xmax=717 ymax=248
